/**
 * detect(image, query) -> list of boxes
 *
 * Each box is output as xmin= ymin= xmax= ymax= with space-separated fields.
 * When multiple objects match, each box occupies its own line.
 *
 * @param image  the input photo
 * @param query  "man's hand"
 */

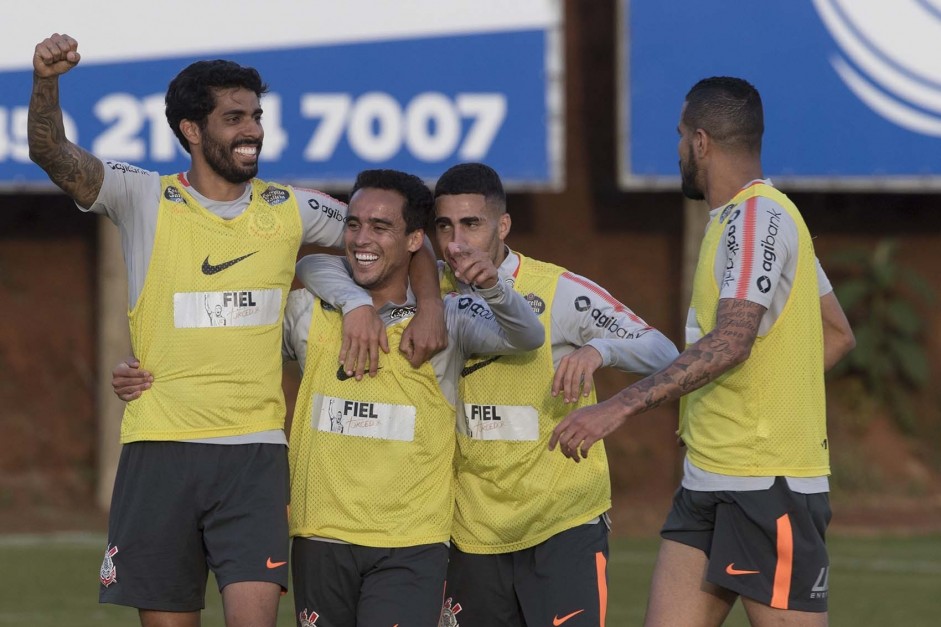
xmin=551 ymin=345 xmax=603 ymax=404
xmin=340 ymin=305 xmax=389 ymax=380
xmin=401 ymin=298 xmax=447 ymax=367
xmin=447 ymin=242 xmax=498 ymax=289
xmin=33 ymin=34 xmax=80 ymax=78
xmin=548 ymin=397 xmax=627 ymax=463
xmin=112 ymin=358 xmax=153 ymax=402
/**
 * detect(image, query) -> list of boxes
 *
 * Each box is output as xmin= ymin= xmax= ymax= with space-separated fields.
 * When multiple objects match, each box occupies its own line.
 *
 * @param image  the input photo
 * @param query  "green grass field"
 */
xmin=3 ymin=533 xmax=940 ymax=626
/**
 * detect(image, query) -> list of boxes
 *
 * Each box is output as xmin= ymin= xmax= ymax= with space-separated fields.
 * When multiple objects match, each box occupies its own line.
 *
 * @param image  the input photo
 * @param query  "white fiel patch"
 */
xmin=458 ymin=404 xmax=538 ymax=440
xmin=313 ymin=395 xmax=416 ymax=441
xmin=174 ymin=289 xmax=281 ymax=328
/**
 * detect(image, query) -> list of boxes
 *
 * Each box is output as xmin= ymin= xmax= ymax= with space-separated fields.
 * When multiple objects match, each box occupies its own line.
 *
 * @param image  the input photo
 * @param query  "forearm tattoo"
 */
xmin=617 ymin=298 xmax=765 ymax=413
xmin=28 ymin=77 xmax=103 ymax=207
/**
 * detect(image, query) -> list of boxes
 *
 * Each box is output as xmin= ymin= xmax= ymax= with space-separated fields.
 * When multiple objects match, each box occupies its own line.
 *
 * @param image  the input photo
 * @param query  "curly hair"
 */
xmin=165 ymin=60 xmax=268 ymax=153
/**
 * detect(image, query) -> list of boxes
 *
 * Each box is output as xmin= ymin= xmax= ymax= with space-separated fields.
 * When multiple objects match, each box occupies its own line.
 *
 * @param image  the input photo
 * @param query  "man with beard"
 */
xmin=549 ymin=77 xmax=855 ymax=626
xmin=28 ymin=34 xmax=444 ymax=627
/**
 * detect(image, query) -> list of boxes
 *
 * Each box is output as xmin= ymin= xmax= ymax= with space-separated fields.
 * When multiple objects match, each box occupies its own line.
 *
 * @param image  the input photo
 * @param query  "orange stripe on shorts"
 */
xmin=596 ymin=552 xmax=608 ymax=626
xmin=771 ymin=514 xmax=794 ymax=609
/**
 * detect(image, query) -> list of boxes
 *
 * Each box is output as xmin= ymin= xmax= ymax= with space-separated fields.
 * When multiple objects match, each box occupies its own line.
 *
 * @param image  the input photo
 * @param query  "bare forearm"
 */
xmin=28 ymin=75 xmax=102 ymax=206
xmin=613 ymin=298 xmax=762 ymax=416
xmin=409 ymin=238 xmax=442 ymax=306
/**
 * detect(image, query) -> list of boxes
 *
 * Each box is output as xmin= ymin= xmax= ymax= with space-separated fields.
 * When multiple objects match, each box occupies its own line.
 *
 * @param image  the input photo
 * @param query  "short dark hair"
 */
xmin=434 ymin=163 xmax=506 ymax=213
xmin=683 ymin=77 xmax=763 ymax=154
xmin=351 ymin=169 xmax=433 ymax=233
xmin=165 ymin=60 xmax=268 ymax=153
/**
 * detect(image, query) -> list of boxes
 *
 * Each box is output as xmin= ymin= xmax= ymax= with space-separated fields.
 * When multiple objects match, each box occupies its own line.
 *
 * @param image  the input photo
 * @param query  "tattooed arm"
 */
xmin=28 ymin=33 xmax=103 ymax=208
xmin=548 ymin=298 xmax=765 ymax=462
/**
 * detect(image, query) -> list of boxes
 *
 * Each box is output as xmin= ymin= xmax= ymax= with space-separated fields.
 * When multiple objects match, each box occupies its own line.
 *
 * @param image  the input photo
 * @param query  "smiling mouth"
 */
xmin=233 ymin=144 xmax=260 ymax=160
xmin=354 ymin=252 xmax=379 ymax=266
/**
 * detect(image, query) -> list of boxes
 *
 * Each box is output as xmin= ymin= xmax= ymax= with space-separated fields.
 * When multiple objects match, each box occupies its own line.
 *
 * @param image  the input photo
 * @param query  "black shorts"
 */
xmin=661 ymin=477 xmax=831 ymax=612
xmin=442 ymin=518 xmax=610 ymax=627
xmin=291 ymin=538 xmax=448 ymax=627
xmin=99 ymin=441 xmax=290 ymax=611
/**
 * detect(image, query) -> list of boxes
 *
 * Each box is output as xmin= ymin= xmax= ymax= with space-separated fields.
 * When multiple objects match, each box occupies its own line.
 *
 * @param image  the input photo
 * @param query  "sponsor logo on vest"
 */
xmin=201 ymin=252 xmax=259 ymax=275
xmin=316 ymin=395 xmax=416 ymax=441
xmin=164 ymin=185 xmax=186 ymax=203
xmin=525 ymin=292 xmax=546 ymax=314
xmin=460 ymin=404 xmax=538 ymax=440
xmin=260 ymin=186 xmax=290 ymax=205
xmin=99 ymin=544 xmax=119 ymax=587
xmin=457 ymin=297 xmax=495 ymax=320
xmin=460 ymin=356 xmax=501 ymax=378
xmin=221 ymin=291 xmax=258 ymax=307
xmin=390 ymin=305 xmax=417 ymax=319
xmin=470 ymin=405 xmax=502 ymax=421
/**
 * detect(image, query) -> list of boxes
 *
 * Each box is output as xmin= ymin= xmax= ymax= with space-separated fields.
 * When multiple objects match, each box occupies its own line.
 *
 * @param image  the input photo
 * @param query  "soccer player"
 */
xmin=29 ymin=34 xmax=444 ymax=627
xmin=299 ymin=162 xmax=680 ymax=626
xmin=281 ymin=169 xmax=546 ymax=626
xmin=549 ymin=77 xmax=855 ymax=627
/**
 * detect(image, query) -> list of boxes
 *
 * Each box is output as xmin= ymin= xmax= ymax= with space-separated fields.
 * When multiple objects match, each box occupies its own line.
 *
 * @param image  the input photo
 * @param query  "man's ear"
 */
xmin=407 ymin=228 xmax=425 ymax=253
xmin=180 ymin=119 xmax=201 ymax=147
xmin=498 ymin=212 xmax=512 ymax=241
xmin=694 ymin=128 xmax=709 ymax=158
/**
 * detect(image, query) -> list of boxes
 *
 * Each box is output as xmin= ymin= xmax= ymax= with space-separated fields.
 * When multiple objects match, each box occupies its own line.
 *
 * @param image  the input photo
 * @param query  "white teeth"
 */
xmin=234 ymin=146 xmax=257 ymax=156
xmin=355 ymin=252 xmax=378 ymax=263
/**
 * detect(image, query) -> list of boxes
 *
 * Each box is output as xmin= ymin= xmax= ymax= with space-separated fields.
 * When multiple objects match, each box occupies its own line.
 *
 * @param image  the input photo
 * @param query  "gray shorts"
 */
xmin=661 ymin=476 xmax=831 ymax=612
xmin=291 ymin=538 xmax=448 ymax=627
xmin=443 ymin=518 xmax=610 ymax=627
xmin=99 ymin=441 xmax=290 ymax=611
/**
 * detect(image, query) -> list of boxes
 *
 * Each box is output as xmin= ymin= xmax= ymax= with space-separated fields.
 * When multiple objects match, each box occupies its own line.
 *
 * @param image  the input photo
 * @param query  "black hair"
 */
xmin=351 ymin=169 xmax=433 ymax=233
xmin=683 ymin=77 xmax=763 ymax=154
xmin=165 ymin=60 xmax=268 ymax=153
xmin=434 ymin=162 xmax=506 ymax=213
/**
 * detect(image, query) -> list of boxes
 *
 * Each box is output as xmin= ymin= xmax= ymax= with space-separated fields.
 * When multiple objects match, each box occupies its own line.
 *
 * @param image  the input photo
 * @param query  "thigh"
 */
xmin=357 ymin=543 xmax=449 ymax=627
xmin=100 ymin=442 xmax=208 ymax=612
xmin=515 ymin=520 xmax=610 ymax=627
xmin=443 ymin=547 xmax=522 ymax=627
xmin=644 ymin=539 xmax=737 ymax=627
xmin=292 ymin=538 xmax=360 ymax=627
xmin=201 ymin=444 xmax=290 ymax=592
xmin=706 ymin=479 xmax=831 ymax=614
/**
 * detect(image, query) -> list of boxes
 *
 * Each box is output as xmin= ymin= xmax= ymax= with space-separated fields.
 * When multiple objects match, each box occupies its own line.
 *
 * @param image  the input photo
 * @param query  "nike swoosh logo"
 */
xmin=553 ymin=609 xmax=585 ymax=625
xmin=336 ymin=365 xmax=382 ymax=381
xmin=726 ymin=563 xmax=760 ymax=576
xmin=201 ymin=251 xmax=258 ymax=275
xmin=266 ymin=557 xmax=287 ymax=569
xmin=460 ymin=355 xmax=501 ymax=378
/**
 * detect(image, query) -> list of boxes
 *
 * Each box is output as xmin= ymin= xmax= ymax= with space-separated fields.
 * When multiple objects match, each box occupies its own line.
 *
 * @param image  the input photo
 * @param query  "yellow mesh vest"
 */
xmin=289 ymin=299 xmax=456 ymax=547
xmin=122 ymin=176 xmax=301 ymax=442
xmin=445 ymin=254 xmax=611 ymax=554
xmin=680 ymin=183 xmax=829 ymax=476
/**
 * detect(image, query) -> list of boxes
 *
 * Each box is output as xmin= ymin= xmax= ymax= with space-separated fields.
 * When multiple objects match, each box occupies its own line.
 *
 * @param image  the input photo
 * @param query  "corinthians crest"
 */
xmin=99 ymin=544 xmax=119 ymax=587
xmin=299 ymin=608 xmax=320 ymax=627
xmin=438 ymin=597 xmax=462 ymax=627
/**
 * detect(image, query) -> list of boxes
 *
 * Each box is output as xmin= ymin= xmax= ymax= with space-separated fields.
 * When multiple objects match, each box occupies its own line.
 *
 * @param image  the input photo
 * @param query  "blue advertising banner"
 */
xmin=621 ymin=0 xmax=941 ymax=188
xmin=0 ymin=1 xmax=561 ymax=190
